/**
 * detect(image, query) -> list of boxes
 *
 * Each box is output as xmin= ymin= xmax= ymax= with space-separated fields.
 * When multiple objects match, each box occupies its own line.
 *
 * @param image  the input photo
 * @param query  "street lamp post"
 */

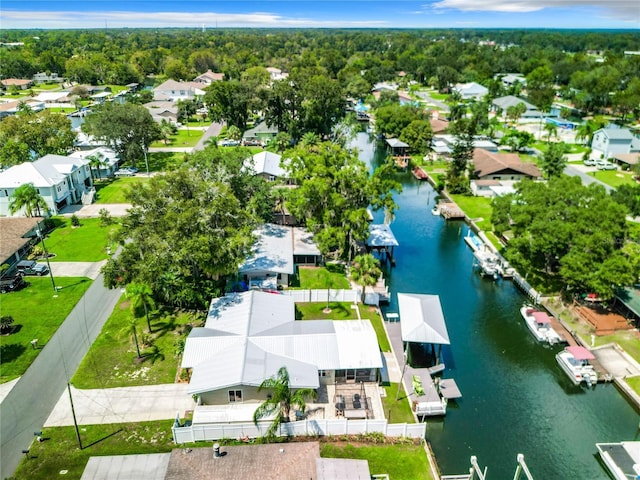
xmin=36 ymin=227 xmax=57 ymax=293
xmin=142 ymin=143 xmax=150 ymax=178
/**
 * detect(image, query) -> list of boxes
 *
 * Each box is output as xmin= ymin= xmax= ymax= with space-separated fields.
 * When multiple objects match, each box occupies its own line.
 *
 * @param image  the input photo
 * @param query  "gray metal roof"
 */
xmin=597 ymin=127 xmax=635 ymax=141
xmin=367 ymin=223 xmax=399 ymax=247
xmin=240 ymin=224 xmax=294 ymax=275
xmin=316 ymin=458 xmax=372 ymax=480
xmin=80 ymin=453 xmax=170 ymax=480
xmin=293 ymin=227 xmax=322 ymax=256
xmin=245 ymin=151 xmax=287 ymax=177
xmin=492 ymin=95 xmax=538 ymax=112
xmin=398 ymin=293 xmax=450 ymax=345
xmin=385 ymin=138 xmax=409 ymax=148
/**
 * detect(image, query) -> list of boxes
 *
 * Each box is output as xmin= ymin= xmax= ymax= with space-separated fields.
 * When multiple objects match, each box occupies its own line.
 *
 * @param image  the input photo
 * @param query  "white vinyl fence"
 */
xmin=172 ymin=419 xmax=425 ymax=444
xmin=281 ymin=288 xmax=359 ymax=304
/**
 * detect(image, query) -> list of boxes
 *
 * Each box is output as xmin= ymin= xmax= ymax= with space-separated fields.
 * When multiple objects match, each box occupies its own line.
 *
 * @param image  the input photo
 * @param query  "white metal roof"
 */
xmin=183 ymin=291 xmax=382 ymax=395
xmin=240 ymin=224 xmax=295 ymax=275
xmin=292 ymin=227 xmax=321 ymax=256
xmin=245 ymin=151 xmax=287 ymax=178
xmin=398 ymin=293 xmax=450 ymax=345
xmin=367 ymin=224 xmax=399 ymax=247
xmin=81 ymin=454 xmax=170 ymax=480
xmin=0 ymin=154 xmax=88 ymax=189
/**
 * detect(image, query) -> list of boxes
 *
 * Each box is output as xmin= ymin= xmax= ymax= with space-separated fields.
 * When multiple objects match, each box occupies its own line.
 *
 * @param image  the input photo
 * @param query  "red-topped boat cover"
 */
xmin=532 ymin=311 xmax=551 ymax=323
xmin=566 ymin=346 xmax=595 ymax=360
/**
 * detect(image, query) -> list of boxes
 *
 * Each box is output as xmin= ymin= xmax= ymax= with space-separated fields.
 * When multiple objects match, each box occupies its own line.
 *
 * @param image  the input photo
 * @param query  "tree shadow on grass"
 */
xmin=0 ymin=343 xmax=26 ymax=363
xmin=57 ymin=278 xmax=90 ymax=290
xmin=152 ymin=315 xmax=178 ymax=339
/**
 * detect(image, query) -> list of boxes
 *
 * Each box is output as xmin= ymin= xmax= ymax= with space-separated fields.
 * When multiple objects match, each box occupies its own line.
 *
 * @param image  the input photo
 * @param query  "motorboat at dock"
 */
xmin=555 ymin=346 xmax=598 ymax=386
xmin=520 ymin=305 xmax=565 ymax=345
xmin=596 ymin=441 xmax=640 ymax=480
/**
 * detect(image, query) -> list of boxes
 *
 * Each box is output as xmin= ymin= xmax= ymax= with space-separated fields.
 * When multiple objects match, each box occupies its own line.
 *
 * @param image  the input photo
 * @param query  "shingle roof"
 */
xmin=472 ymin=149 xmax=541 ymax=178
xmin=0 ymin=217 xmax=43 ymax=264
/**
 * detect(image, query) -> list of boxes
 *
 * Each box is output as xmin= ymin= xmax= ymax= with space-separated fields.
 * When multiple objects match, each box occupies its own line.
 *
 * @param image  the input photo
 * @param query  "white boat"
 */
xmin=555 ymin=346 xmax=597 ymax=386
xmin=431 ymin=206 xmax=440 ymax=216
xmin=596 ymin=441 xmax=640 ymax=480
xmin=473 ymin=250 xmax=499 ymax=279
xmin=519 ymin=306 xmax=564 ymax=345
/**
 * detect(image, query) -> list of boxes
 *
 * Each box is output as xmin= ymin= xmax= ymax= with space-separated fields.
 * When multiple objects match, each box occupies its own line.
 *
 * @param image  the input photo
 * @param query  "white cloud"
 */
xmin=428 ymin=0 xmax=640 ymax=20
xmin=0 ymin=10 xmax=389 ymax=29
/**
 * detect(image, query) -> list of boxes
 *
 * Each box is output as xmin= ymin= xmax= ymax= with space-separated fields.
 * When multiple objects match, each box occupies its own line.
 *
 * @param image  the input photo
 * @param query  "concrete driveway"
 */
xmin=49 ymin=261 xmax=107 ymax=280
xmin=45 ymin=384 xmax=195 ymax=427
xmin=62 ymin=203 xmax=132 ymax=218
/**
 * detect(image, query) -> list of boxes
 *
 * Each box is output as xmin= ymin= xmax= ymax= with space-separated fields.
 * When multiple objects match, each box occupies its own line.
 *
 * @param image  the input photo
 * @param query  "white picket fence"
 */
xmin=281 ymin=288 xmax=359 ymax=304
xmin=172 ymin=419 xmax=425 ymax=444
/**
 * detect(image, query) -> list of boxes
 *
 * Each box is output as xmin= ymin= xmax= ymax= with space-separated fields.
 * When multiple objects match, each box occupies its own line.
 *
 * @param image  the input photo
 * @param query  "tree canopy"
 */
xmin=82 ymin=102 xmax=160 ymax=166
xmin=0 ymin=110 xmax=76 ymax=168
xmin=102 ymin=147 xmax=271 ymax=308
xmin=492 ymin=176 xmax=634 ymax=298
xmin=284 ymin=141 xmax=400 ymax=260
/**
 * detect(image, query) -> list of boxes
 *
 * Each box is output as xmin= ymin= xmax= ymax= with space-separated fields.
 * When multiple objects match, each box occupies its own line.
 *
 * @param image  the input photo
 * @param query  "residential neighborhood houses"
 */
xmin=1 ymin=28 xmax=640 ymax=480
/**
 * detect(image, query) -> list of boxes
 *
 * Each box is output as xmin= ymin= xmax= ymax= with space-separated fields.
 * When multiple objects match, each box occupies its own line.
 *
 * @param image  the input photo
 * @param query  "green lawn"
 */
xmin=44 ymin=217 xmax=118 ymax=262
xmin=295 ymin=302 xmax=356 ymax=320
xmin=0 ymin=277 xmax=92 ymax=383
xmin=587 ymin=170 xmax=635 ymax=188
xmin=382 ymin=383 xmax=415 ymax=423
xmin=358 ymin=305 xmax=391 ymax=352
xmin=72 ymin=297 xmax=203 ymax=389
xmin=321 ymin=443 xmax=433 ymax=480
xmin=95 ymin=177 xmax=149 ymax=204
xmin=46 ymin=107 xmax=76 ymax=113
xmin=450 ymin=194 xmax=493 ymax=230
xmin=296 ymin=264 xmax=350 ymax=289
xmin=147 ymin=151 xmax=188 ymax=171
xmin=627 ymin=376 xmax=640 ymax=396
xmin=151 ymin=129 xmax=204 ymax=148
xmin=13 ymin=420 xmax=175 ymax=480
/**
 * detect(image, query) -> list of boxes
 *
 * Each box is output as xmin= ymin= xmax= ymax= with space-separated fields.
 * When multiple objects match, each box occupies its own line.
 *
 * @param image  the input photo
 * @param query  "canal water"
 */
xmin=352 ymin=132 xmax=640 ymax=479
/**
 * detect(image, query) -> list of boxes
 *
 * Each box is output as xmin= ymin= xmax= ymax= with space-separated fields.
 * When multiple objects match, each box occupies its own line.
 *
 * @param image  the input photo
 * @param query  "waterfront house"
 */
xmin=32 ymin=72 xmax=64 ymax=83
xmin=591 ymin=128 xmax=640 ymax=159
xmin=143 ymin=100 xmax=179 ymax=124
xmin=239 ymin=224 xmax=321 ymax=289
xmin=153 ymin=80 xmax=205 ymax=102
xmin=1 ymin=78 xmax=33 ymax=90
xmin=0 ymin=99 xmax=45 ymax=119
xmin=0 ymin=154 xmax=94 ymax=216
xmin=193 ymin=70 xmax=225 ymax=85
xmin=181 ymin=290 xmax=382 ymax=415
xmin=471 ymin=148 xmax=541 ymax=182
xmin=68 ymin=147 xmax=120 ymax=178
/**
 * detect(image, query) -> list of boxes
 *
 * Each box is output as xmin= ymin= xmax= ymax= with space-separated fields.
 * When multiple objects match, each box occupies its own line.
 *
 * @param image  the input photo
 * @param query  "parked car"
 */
xmin=597 ymin=161 xmax=617 ymax=170
xmin=219 ymin=139 xmax=240 ymax=147
xmin=242 ymin=139 xmax=262 ymax=147
xmin=583 ymin=159 xmax=597 ymax=167
xmin=0 ymin=275 xmax=25 ymax=293
xmin=16 ymin=260 xmax=49 ymax=276
xmin=114 ymin=168 xmax=136 ymax=177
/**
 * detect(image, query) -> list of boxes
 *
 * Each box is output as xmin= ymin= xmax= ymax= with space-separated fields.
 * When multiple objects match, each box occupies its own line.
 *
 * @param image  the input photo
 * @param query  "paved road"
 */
xmin=0 ymin=273 xmax=122 ymax=479
xmin=414 ymin=91 xmax=450 ymax=112
xmin=564 ymin=164 xmax=613 ymax=193
xmin=193 ymin=121 xmax=224 ymax=151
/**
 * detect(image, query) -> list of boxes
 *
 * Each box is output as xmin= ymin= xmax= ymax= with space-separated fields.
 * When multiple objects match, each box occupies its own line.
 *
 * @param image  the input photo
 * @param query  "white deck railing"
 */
xmin=281 ymin=288 xmax=359 ymax=304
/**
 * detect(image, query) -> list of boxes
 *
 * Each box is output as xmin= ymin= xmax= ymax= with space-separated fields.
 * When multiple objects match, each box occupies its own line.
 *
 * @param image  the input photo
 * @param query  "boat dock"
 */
xmin=438 ymin=202 xmax=465 ymax=220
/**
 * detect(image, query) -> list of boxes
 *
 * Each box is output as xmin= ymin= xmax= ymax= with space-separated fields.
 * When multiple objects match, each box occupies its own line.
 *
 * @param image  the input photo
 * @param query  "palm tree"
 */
xmin=159 ymin=120 xmax=175 ymax=145
xmin=543 ymin=122 xmax=558 ymax=143
xmin=127 ymin=317 xmax=142 ymax=359
xmin=87 ymin=152 xmax=106 ymax=180
xmin=253 ymin=366 xmax=317 ymax=438
xmin=127 ymin=282 xmax=156 ymax=333
xmin=9 ymin=183 xmax=48 ymax=217
xmin=350 ymin=253 xmax=382 ymax=303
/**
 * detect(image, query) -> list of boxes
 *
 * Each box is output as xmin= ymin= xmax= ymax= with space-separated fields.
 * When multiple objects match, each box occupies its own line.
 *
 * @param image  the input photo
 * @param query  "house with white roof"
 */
xmin=239 ymin=224 xmax=322 ymax=289
xmin=68 ymin=147 xmax=120 ymax=178
xmin=266 ymin=67 xmax=289 ymax=82
xmin=452 ymin=82 xmax=488 ymax=100
xmin=153 ymin=80 xmax=206 ymax=102
xmin=496 ymin=73 xmax=527 ymax=89
xmin=182 ymin=290 xmax=382 ymax=412
xmin=591 ymin=127 xmax=640 ymax=159
xmin=0 ymin=154 xmax=93 ymax=216
xmin=492 ymin=95 xmax=541 ymax=118
xmin=244 ymin=151 xmax=290 ymax=182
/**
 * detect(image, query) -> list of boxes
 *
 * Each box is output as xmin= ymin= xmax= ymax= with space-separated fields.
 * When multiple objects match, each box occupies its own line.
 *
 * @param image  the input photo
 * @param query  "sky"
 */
xmin=0 ymin=1 xmax=638 ymax=30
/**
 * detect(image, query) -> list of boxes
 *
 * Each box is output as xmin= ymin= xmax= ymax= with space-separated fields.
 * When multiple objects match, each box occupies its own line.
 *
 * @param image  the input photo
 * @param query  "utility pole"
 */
xmin=36 ymin=227 xmax=57 ymax=294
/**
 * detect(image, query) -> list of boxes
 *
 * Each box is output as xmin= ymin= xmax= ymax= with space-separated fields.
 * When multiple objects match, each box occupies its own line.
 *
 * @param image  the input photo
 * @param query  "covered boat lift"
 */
xmin=367 ymin=223 xmax=398 ymax=266
xmin=396 ymin=293 xmax=462 ymax=417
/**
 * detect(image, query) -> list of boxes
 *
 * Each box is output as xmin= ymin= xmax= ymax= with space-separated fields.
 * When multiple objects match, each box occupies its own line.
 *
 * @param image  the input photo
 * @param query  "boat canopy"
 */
xmin=566 ymin=346 xmax=595 ymax=360
xmin=532 ymin=311 xmax=551 ymax=324
xmin=398 ymin=293 xmax=450 ymax=345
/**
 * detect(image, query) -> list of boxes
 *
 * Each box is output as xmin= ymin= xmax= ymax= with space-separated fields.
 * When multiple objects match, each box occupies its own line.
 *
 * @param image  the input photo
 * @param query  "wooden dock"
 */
xmin=439 ymin=202 xmax=465 ymax=220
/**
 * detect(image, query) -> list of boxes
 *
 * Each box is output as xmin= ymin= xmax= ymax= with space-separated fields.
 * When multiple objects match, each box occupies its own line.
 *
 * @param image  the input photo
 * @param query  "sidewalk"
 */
xmin=45 ymin=384 xmax=195 ymax=427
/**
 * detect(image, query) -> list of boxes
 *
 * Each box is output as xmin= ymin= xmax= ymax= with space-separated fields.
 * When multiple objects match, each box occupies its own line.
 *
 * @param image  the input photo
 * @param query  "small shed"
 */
xmin=366 ymin=224 xmax=398 ymax=266
xmin=385 ymin=138 xmax=410 ymax=169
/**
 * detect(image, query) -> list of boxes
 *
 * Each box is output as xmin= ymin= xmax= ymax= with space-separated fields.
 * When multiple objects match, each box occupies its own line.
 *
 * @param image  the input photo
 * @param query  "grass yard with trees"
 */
xmin=44 ymin=217 xmax=118 ymax=262
xmin=95 ymin=177 xmax=149 ymax=204
xmin=0 ymin=277 xmax=92 ymax=383
xmin=295 ymin=264 xmax=350 ymax=289
xmin=72 ymin=296 xmax=202 ymax=389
